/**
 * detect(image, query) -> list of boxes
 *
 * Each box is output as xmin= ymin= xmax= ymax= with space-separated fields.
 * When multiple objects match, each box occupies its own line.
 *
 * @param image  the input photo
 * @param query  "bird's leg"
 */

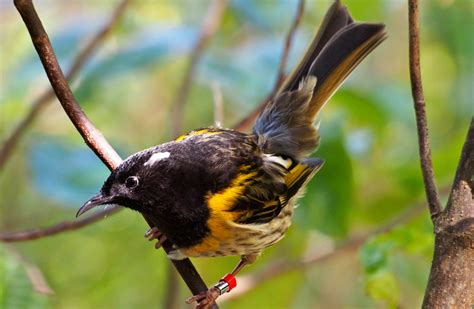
xmin=144 ymin=227 xmax=167 ymax=249
xmin=186 ymin=255 xmax=257 ymax=308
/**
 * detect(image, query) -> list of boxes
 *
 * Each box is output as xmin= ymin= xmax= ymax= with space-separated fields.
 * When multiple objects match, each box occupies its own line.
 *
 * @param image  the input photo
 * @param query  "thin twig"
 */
xmin=211 ymin=81 xmax=223 ymax=127
xmin=12 ymin=0 xmax=211 ymax=300
xmin=0 ymin=206 xmax=121 ymax=242
xmin=232 ymin=0 xmax=304 ymax=132
xmin=232 ymin=93 xmax=272 ymax=132
xmin=408 ymin=0 xmax=442 ymax=220
xmin=274 ymin=0 xmax=304 ymax=91
xmin=170 ymin=0 xmax=227 ymax=138
xmin=0 ymin=0 xmax=130 ymax=171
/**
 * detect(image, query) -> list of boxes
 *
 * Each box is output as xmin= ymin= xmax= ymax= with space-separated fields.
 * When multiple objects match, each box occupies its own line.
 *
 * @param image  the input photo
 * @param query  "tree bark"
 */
xmin=422 ymin=118 xmax=474 ymax=308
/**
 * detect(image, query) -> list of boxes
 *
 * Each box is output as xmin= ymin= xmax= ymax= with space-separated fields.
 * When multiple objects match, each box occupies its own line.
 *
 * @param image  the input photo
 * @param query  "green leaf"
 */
xmin=0 ymin=245 xmax=50 ymax=308
xmin=364 ymin=270 xmax=400 ymax=308
xmin=359 ymin=218 xmax=434 ymax=306
xmin=359 ymin=236 xmax=396 ymax=274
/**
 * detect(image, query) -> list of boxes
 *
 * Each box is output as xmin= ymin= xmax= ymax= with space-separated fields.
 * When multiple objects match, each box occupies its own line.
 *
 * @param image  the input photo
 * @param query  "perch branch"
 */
xmin=232 ymin=0 xmax=304 ymax=132
xmin=13 ymin=0 xmax=122 ymax=168
xmin=408 ymin=0 xmax=442 ymax=220
xmin=170 ymin=0 xmax=227 ymax=137
xmin=0 ymin=0 xmax=130 ymax=171
xmin=12 ymin=0 xmax=212 ymax=301
xmin=0 ymin=0 xmax=301 ymax=241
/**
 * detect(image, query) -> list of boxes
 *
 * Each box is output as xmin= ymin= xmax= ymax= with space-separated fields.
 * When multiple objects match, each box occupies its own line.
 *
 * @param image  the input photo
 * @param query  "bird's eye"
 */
xmin=125 ymin=176 xmax=139 ymax=188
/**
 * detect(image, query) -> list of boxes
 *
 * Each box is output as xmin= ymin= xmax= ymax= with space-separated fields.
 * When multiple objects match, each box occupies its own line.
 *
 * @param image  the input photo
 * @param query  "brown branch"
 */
xmin=0 ymin=0 xmax=130 ymax=171
xmin=408 ymin=0 xmax=442 ymax=221
xmin=14 ymin=0 xmax=122 ymax=168
xmin=170 ymin=0 xmax=227 ymax=137
xmin=12 ymin=0 xmax=212 ymax=301
xmin=0 ymin=206 xmax=120 ymax=242
xmin=232 ymin=0 xmax=304 ymax=132
xmin=408 ymin=0 xmax=473 ymax=305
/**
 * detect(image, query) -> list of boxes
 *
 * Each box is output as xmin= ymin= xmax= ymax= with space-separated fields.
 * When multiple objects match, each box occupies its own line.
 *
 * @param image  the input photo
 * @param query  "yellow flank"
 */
xmin=175 ymin=129 xmax=221 ymax=142
xmin=183 ymin=170 xmax=257 ymax=256
xmin=207 ymin=172 xmax=256 ymax=220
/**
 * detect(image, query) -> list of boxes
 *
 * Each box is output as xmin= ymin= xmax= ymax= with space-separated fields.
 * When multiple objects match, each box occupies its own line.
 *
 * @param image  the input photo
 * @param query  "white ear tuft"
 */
xmin=144 ymin=152 xmax=171 ymax=167
xmin=264 ymin=154 xmax=292 ymax=169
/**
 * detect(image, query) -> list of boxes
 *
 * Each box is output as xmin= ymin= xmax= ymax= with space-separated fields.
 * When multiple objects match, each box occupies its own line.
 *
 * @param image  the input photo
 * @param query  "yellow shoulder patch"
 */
xmin=175 ymin=129 xmax=221 ymax=142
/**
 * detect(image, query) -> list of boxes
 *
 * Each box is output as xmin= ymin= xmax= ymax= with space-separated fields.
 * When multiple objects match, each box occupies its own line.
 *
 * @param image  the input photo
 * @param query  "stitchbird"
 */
xmin=78 ymin=0 xmax=387 ymax=306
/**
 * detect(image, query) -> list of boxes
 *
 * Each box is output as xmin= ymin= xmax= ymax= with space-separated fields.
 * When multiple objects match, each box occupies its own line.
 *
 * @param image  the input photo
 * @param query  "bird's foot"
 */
xmin=186 ymin=287 xmax=220 ymax=309
xmin=144 ymin=227 xmax=167 ymax=249
xmin=186 ymin=274 xmax=237 ymax=309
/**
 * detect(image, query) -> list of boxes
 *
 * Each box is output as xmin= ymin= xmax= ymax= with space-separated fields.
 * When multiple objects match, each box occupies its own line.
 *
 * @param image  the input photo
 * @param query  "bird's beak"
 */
xmin=76 ymin=192 xmax=112 ymax=218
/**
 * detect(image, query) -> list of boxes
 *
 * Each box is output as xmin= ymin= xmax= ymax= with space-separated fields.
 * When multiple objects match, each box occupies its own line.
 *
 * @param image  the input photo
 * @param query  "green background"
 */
xmin=0 ymin=0 xmax=472 ymax=308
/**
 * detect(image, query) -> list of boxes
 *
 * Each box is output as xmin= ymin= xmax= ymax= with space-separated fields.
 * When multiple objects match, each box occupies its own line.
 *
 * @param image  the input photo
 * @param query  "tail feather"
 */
xmin=307 ymin=23 xmax=387 ymax=117
xmin=279 ymin=0 xmax=353 ymax=93
xmin=253 ymin=1 xmax=387 ymax=159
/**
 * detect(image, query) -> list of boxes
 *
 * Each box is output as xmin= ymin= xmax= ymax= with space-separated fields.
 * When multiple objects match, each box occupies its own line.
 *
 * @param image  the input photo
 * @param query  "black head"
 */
xmin=77 ymin=146 xmax=173 ymax=217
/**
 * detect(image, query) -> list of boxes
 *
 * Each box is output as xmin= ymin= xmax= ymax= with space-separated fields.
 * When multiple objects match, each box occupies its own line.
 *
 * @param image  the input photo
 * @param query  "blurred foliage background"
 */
xmin=0 ymin=0 xmax=472 ymax=308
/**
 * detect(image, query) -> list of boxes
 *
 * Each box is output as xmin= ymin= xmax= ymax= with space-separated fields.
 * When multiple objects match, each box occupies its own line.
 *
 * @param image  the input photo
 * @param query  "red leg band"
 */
xmin=221 ymin=274 xmax=237 ymax=292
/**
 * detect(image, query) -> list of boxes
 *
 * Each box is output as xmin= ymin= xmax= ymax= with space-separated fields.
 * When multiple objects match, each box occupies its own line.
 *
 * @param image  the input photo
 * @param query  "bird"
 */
xmin=77 ymin=1 xmax=387 ymax=307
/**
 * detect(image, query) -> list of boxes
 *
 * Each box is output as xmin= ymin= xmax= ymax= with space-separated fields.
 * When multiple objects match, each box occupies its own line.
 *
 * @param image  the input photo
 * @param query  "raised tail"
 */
xmin=253 ymin=0 xmax=387 ymax=159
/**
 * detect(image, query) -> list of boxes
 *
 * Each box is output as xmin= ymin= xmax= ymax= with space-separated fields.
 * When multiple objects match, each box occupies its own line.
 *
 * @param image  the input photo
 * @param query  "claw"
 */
xmin=144 ymin=227 xmax=167 ymax=249
xmin=144 ymin=227 xmax=161 ymax=240
xmin=186 ymin=287 xmax=220 ymax=309
xmin=144 ymin=227 xmax=159 ymax=238
xmin=154 ymin=235 xmax=167 ymax=249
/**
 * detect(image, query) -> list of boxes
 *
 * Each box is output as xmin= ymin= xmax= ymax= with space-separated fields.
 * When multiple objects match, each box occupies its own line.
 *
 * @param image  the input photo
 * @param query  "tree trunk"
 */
xmin=423 ymin=119 xmax=474 ymax=308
